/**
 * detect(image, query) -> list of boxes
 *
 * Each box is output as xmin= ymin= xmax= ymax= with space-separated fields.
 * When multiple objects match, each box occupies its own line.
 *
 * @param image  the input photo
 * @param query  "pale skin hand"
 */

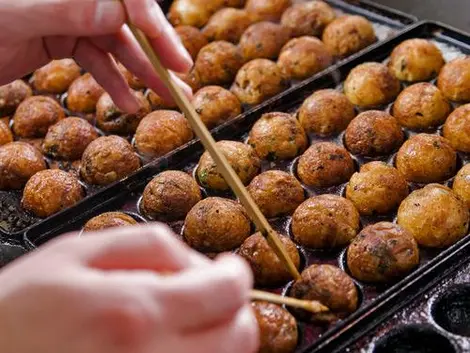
xmin=0 ymin=0 xmax=194 ymax=113
xmin=0 ymin=224 xmax=259 ymax=353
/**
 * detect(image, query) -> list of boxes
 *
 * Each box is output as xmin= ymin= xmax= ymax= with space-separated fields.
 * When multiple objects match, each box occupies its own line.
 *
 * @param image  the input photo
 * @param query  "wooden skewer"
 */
xmin=250 ymin=290 xmax=329 ymax=314
xmin=122 ymin=15 xmax=301 ymax=280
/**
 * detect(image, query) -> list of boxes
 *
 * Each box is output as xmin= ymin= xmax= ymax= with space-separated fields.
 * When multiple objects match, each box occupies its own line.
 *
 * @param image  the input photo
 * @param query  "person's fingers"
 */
xmin=178 ymin=305 xmax=260 ymax=353
xmin=73 ymin=38 xmax=139 ymax=113
xmin=154 ymin=254 xmax=254 ymax=331
xmin=122 ymin=0 xmax=193 ymax=72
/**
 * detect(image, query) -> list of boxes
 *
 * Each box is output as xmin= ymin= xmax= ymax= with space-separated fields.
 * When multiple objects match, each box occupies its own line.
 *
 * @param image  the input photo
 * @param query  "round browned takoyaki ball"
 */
xmin=42 ymin=117 xmax=98 ymax=160
xmin=13 ymin=96 xmax=65 ymax=138
xmin=0 ymin=80 xmax=32 ymax=116
xmin=322 ymin=15 xmax=376 ymax=59
xmin=0 ymin=121 xmax=13 ymax=146
xmin=388 ymin=39 xmax=445 ymax=82
xmin=177 ymin=71 xmax=202 ymax=93
xmin=194 ymin=41 xmax=244 ymax=86
xmin=22 ymin=169 xmax=84 ymax=218
xmin=247 ymin=170 xmax=305 ymax=218
xmin=438 ymin=56 xmax=470 ymax=102
xmin=347 ymin=222 xmax=419 ymax=283
xmin=0 ymin=142 xmax=46 ymax=190
xmin=292 ymin=194 xmax=360 ymax=249
xmin=80 ymin=135 xmax=141 ymax=185
xmin=192 ymin=86 xmax=241 ymax=129
xmin=281 ymin=1 xmax=336 ymax=38
xmin=346 ymin=162 xmax=409 ymax=216
xmin=197 ymin=140 xmax=260 ymax=190
xmin=344 ymin=62 xmax=401 ymax=108
xmin=239 ymin=232 xmax=300 ymax=287
xmin=33 ymin=59 xmax=81 ymax=94
xmin=248 ymin=112 xmax=307 ymax=160
xmin=444 ymin=103 xmax=470 ymax=152
xmin=453 ymin=164 xmax=470 ymax=209
xmin=183 ymin=197 xmax=251 ymax=252
xmin=278 ymin=36 xmax=333 ymax=81
xmin=232 ymin=59 xmax=287 ymax=105
xmin=117 ymin=63 xmax=145 ymax=90
xmin=397 ymin=184 xmax=469 ymax=247
xmin=252 ymin=301 xmax=299 ymax=353
xmin=175 ymin=25 xmax=208 ymax=60
xmin=344 ymin=110 xmax=404 ymax=156
xmin=202 ymin=8 xmax=252 ymax=43
xmin=140 ymin=170 xmax=202 ymax=222
xmin=297 ymin=142 xmax=355 ymax=188
xmin=96 ymin=91 xmax=151 ymax=135
xmin=83 ymin=212 xmax=138 ymax=232
xmin=245 ymin=0 xmax=291 ymax=22
xmin=392 ymin=83 xmax=451 ymax=130
xmin=298 ymin=89 xmax=356 ymax=136
xmin=239 ymin=22 xmax=292 ymax=61
xmin=396 ymin=134 xmax=457 ymax=183
xmin=146 ymin=90 xmax=177 ymax=110
xmin=290 ymin=264 xmax=358 ymax=320
xmin=134 ymin=110 xmax=193 ymax=159
xmin=67 ymin=73 xmax=105 ymax=114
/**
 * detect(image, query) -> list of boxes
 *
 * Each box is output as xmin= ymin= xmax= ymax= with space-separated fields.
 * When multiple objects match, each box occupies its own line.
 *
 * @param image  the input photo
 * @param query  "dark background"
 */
xmin=372 ymin=0 xmax=470 ymax=32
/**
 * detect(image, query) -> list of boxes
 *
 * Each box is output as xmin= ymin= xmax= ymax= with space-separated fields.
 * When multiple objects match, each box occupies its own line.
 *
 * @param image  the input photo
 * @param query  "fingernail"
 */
xmin=165 ymin=22 xmax=194 ymax=70
xmin=95 ymin=0 xmax=125 ymax=32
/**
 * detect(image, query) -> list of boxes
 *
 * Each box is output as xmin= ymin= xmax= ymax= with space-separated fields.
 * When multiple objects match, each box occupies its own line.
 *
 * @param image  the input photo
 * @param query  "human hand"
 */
xmin=0 ymin=224 xmax=259 ymax=353
xmin=0 ymin=0 xmax=193 ymax=112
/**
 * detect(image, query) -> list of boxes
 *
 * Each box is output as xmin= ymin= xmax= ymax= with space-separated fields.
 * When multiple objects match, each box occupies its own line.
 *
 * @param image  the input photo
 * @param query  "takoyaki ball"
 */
xmin=20 ymin=138 xmax=44 ymax=152
xmin=281 ymin=1 xmax=336 ymax=38
xmin=0 ymin=121 xmax=13 ymax=146
xmin=197 ymin=140 xmax=260 ymax=191
xmin=396 ymin=134 xmax=457 ymax=183
xmin=437 ymin=56 xmax=470 ymax=102
xmin=346 ymin=162 xmax=409 ymax=216
xmin=248 ymin=112 xmax=307 ymax=160
xmin=134 ymin=110 xmax=193 ymax=159
xmin=443 ymin=103 xmax=470 ymax=152
xmin=0 ymin=80 xmax=32 ymax=116
xmin=96 ymin=91 xmax=151 ymax=135
xmin=183 ymin=197 xmax=251 ymax=252
xmin=292 ymin=194 xmax=360 ymax=249
xmin=392 ymin=83 xmax=451 ymax=130
xmin=388 ymin=39 xmax=445 ymax=82
xmin=347 ymin=222 xmax=419 ymax=283
xmin=13 ymin=96 xmax=65 ymax=138
xmin=140 ymin=170 xmax=202 ymax=222
xmin=80 ymin=135 xmax=141 ymax=186
xmin=238 ymin=232 xmax=300 ymax=287
xmin=0 ymin=142 xmax=46 ymax=190
xmin=67 ymin=73 xmax=105 ymax=114
xmin=22 ymin=169 xmax=84 ymax=218
xmin=33 ymin=59 xmax=81 ymax=94
xmin=322 ymin=15 xmax=376 ymax=59
xmin=252 ymin=302 xmax=298 ymax=353
xmin=202 ymin=8 xmax=252 ymax=43
xmin=42 ymin=117 xmax=98 ymax=160
xmin=344 ymin=62 xmax=401 ymax=108
xmin=298 ymin=89 xmax=356 ymax=136
xmin=247 ymin=170 xmax=305 ymax=218
xmin=147 ymin=90 xmax=178 ymax=110
xmin=297 ymin=142 xmax=355 ymax=188
xmin=277 ymin=36 xmax=333 ymax=81
xmin=239 ymin=22 xmax=291 ymax=61
xmin=344 ymin=111 xmax=404 ymax=156
xmin=245 ymin=0 xmax=291 ymax=22
xmin=176 ymin=70 xmax=202 ymax=93
xmin=453 ymin=164 xmax=470 ymax=209
xmin=117 ymin=63 xmax=145 ymax=90
xmin=194 ymin=41 xmax=244 ymax=86
xmin=290 ymin=264 xmax=358 ymax=320
xmin=192 ymin=86 xmax=241 ymax=129
xmin=397 ymin=184 xmax=469 ymax=247
xmin=231 ymin=59 xmax=287 ymax=105
xmin=83 ymin=212 xmax=138 ymax=232
xmin=168 ymin=0 xmax=225 ymax=28
xmin=175 ymin=25 xmax=208 ymax=60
